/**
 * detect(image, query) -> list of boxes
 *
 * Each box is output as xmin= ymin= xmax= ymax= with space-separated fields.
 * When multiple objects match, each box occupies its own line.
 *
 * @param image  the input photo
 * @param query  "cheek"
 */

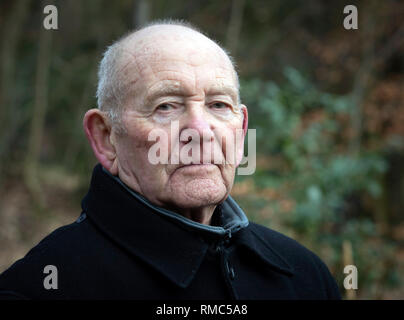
xmin=215 ymin=119 xmax=244 ymax=163
xmin=117 ymin=122 xmax=158 ymax=169
xmin=121 ymin=121 xmax=175 ymax=178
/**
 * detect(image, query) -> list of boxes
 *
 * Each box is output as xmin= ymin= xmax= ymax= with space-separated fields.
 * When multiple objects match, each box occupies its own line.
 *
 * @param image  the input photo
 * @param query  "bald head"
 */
xmin=96 ymin=21 xmax=240 ymax=126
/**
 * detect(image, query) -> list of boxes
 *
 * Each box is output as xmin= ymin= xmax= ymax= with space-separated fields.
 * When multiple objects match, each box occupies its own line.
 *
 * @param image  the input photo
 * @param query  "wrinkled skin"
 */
xmin=84 ymin=25 xmax=248 ymax=224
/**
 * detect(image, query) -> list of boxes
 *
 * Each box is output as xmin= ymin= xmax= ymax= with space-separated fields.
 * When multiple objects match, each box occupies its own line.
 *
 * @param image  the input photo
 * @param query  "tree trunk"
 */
xmin=226 ymin=0 xmax=245 ymax=57
xmin=24 ymin=2 xmax=53 ymax=211
xmin=133 ymin=0 xmax=150 ymax=28
xmin=0 ymin=0 xmax=32 ymax=179
xmin=342 ymin=240 xmax=357 ymax=300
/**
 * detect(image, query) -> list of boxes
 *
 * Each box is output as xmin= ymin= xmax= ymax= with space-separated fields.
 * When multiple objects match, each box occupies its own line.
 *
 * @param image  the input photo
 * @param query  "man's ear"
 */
xmin=241 ymin=104 xmax=248 ymax=137
xmin=83 ymin=109 xmax=118 ymax=175
xmin=236 ymin=104 xmax=248 ymax=167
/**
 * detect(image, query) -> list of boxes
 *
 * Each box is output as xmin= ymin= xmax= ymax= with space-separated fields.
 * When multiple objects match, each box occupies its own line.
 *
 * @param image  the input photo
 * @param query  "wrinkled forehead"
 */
xmin=126 ymin=26 xmax=231 ymax=63
xmin=116 ymin=28 xmax=238 ymax=91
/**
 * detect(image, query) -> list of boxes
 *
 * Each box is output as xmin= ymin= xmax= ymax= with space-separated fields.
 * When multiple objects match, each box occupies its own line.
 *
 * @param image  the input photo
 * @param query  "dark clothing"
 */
xmin=0 ymin=164 xmax=341 ymax=300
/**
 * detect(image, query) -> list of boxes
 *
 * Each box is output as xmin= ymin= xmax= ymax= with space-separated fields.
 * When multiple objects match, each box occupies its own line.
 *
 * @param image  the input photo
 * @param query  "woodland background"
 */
xmin=0 ymin=0 xmax=403 ymax=299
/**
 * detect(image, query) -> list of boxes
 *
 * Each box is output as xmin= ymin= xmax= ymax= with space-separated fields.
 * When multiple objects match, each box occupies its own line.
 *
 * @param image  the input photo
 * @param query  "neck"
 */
xmin=174 ymin=205 xmax=217 ymax=225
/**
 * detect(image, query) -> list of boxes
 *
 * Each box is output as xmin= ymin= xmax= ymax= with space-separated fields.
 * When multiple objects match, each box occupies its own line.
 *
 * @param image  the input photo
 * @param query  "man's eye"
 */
xmin=156 ymin=104 xmax=173 ymax=112
xmin=211 ymin=102 xmax=229 ymax=109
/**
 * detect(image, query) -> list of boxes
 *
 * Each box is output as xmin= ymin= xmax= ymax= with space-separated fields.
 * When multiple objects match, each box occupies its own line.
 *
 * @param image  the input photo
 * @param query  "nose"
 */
xmin=177 ymin=105 xmax=215 ymax=164
xmin=180 ymin=105 xmax=214 ymax=144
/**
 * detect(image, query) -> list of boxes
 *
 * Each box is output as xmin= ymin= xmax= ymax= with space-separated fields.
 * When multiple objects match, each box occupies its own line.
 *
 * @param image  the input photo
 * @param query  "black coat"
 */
xmin=0 ymin=164 xmax=341 ymax=300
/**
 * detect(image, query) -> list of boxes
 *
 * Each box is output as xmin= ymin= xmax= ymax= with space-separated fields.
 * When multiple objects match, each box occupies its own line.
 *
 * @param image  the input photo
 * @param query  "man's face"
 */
xmin=112 ymin=30 xmax=247 ymax=211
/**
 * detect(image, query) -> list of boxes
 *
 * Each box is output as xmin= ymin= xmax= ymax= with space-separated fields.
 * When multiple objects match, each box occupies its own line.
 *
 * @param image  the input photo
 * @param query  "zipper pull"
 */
xmin=224 ymin=229 xmax=232 ymax=247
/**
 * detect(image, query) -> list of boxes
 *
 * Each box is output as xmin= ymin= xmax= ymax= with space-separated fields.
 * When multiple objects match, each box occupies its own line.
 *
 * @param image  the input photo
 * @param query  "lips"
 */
xmin=177 ymin=163 xmax=215 ymax=169
xmin=175 ymin=163 xmax=218 ymax=172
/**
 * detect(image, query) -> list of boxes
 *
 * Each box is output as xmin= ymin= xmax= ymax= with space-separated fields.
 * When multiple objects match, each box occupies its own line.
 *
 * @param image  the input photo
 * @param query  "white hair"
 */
xmin=96 ymin=19 xmax=240 ymax=132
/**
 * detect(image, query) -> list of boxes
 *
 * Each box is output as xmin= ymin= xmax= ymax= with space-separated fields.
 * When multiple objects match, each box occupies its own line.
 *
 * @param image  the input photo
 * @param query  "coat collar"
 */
xmin=81 ymin=164 xmax=294 ymax=288
xmin=102 ymin=166 xmax=250 ymax=238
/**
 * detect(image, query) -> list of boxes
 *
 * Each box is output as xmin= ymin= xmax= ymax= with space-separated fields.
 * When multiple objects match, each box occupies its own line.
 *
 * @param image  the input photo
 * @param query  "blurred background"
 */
xmin=0 ymin=0 xmax=403 ymax=299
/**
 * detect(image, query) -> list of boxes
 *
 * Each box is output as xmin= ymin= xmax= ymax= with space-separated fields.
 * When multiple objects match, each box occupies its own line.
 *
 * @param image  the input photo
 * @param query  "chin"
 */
xmin=170 ymin=186 xmax=228 ymax=209
xmin=166 ymin=173 xmax=230 ymax=209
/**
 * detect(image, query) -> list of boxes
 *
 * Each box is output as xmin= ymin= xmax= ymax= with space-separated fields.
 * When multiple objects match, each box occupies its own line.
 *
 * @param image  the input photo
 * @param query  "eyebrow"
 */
xmin=206 ymin=85 xmax=238 ymax=104
xmin=144 ymin=83 xmax=187 ymax=106
xmin=144 ymin=82 xmax=239 ymax=107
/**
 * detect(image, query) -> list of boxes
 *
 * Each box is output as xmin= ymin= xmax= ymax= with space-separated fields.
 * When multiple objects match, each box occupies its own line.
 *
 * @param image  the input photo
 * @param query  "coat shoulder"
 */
xmin=247 ymin=222 xmax=342 ymax=299
xmin=0 ymin=216 xmax=110 ymax=299
xmin=248 ymin=221 xmax=320 ymax=261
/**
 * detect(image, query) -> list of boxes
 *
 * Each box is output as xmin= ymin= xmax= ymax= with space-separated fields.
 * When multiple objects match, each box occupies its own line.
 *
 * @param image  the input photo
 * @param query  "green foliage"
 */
xmin=238 ymin=68 xmax=400 ymax=295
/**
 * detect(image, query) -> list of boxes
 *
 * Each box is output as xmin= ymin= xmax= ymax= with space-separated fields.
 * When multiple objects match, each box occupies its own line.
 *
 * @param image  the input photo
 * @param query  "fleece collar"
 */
xmin=82 ymin=164 xmax=294 ymax=288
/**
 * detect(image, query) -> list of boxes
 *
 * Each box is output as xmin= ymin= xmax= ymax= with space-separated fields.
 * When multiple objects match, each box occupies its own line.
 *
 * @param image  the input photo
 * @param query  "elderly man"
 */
xmin=0 ymin=21 xmax=340 ymax=300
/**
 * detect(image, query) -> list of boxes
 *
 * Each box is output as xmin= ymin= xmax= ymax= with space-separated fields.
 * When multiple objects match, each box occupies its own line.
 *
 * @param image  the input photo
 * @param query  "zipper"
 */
xmin=216 ymin=230 xmax=237 ymax=300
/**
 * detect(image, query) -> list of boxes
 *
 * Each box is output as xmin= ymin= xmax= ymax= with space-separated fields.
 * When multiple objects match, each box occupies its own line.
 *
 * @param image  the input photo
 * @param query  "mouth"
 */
xmin=175 ymin=163 xmax=218 ymax=172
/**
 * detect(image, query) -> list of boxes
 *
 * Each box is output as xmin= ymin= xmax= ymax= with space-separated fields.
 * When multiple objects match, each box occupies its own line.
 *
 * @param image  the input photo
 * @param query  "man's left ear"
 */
xmin=241 ymin=104 xmax=248 ymax=136
xmin=236 ymin=104 xmax=248 ymax=167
